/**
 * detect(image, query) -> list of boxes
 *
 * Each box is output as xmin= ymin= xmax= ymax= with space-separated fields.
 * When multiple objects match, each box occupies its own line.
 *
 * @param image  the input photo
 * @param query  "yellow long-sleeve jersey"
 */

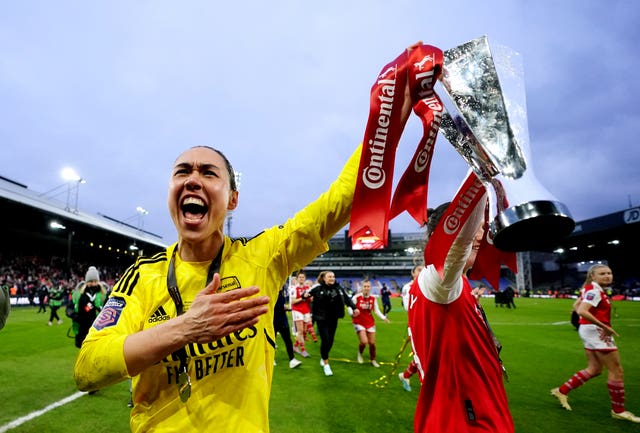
xmin=73 ymin=146 xmax=360 ymax=433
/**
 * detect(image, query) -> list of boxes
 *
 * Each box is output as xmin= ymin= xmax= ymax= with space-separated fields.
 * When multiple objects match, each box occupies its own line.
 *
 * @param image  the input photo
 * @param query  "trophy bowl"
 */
xmin=491 ymin=200 xmax=575 ymax=251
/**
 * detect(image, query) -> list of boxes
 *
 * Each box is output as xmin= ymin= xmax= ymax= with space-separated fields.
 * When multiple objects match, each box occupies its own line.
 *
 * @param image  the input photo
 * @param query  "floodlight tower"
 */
xmin=61 ymin=167 xmax=85 ymax=213
xmin=136 ymin=206 xmax=149 ymax=231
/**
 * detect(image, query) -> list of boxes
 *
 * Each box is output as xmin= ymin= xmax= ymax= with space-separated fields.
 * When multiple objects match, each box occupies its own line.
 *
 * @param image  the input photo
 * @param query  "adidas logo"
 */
xmin=148 ymin=306 xmax=171 ymax=323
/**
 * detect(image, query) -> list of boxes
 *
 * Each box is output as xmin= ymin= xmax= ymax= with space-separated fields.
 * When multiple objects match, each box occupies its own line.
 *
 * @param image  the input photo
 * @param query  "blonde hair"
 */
xmin=582 ymin=264 xmax=610 ymax=288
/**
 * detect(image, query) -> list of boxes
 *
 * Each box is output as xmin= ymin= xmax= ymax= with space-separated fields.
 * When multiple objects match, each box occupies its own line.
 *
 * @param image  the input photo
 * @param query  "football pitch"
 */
xmin=1 ymin=297 xmax=639 ymax=432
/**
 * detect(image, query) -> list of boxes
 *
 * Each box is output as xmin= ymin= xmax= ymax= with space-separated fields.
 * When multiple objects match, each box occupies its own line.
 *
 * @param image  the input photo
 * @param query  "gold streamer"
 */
xmin=369 ymin=335 xmax=413 ymax=388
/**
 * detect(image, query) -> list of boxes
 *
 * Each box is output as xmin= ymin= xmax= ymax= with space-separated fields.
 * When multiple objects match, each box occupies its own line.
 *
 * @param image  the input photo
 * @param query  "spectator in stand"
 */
xmin=350 ymin=278 xmax=389 ymax=367
xmin=48 ymin=280 xmax=65 ymax=326
xmin=274 ymin=285 xmax=302 ymax=369
xmin=0 ymin=279 xmax=9 ymax=330
xmin=290 ymin=271 xmax=314 ymax=358
xmin=307 ymin=270 xmax=360 ymax=376
xmin=37 ymin=280 xmax=49 ymax=313
xmin=380 ymin=282 xmax=392 ymax=315
xmin=27 ymin=279 xmax=36 ymax=306
xmin=398 ymin=264 xmax=423 ymax=392
xmin=551 ymin=264 xmax=640 ymax=423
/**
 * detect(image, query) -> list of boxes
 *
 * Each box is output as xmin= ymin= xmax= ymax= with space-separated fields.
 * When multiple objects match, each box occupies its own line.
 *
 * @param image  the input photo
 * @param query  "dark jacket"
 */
xmin=308 ymin=282 xmax=356 ymax=321
xmin=273 ymin=287 xmax=290 ymax=328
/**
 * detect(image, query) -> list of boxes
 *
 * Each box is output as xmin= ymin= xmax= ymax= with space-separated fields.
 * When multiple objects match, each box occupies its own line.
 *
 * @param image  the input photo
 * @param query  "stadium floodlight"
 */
xmin=50 ymin=221 xmax=66 ymax=230
xmin=136 ymin=206 xmax=148 ymax=231
xmin=39 ymin=167 xmax=85 ymax=214
xmin=49 ymin=219 xmax=74 ymax=267
xmin=553 ymin=248 xmax=565 ymax=254
xmin=61 ymin=167 xmax=82 ymax=182
xmin=60 ymin=167 xmax=85 ymax=213
xmin=123 ymin=206 xmax=149 ymax=230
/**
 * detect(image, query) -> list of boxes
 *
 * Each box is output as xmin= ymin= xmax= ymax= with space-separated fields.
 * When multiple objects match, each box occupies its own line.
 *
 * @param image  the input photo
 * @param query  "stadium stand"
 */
xmin=1 ymin=173 xmax=639 ymax=301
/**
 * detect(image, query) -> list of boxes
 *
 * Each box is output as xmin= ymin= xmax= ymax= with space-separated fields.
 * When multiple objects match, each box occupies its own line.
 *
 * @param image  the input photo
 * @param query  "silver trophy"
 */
xmin=438 ymin=36 xmax=574 ymax=251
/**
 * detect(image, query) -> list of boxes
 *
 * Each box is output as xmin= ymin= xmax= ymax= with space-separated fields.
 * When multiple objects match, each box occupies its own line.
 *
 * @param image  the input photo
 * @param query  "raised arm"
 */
xmin=419 ymin=193 xmax=487 ymax=305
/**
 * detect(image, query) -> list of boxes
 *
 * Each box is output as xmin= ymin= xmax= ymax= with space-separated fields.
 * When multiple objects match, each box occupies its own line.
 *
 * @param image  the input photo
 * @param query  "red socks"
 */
xmin=608 ymin=380 xmax=625 ymax=413
xmin=559 ymin=369 xmax=593 ymax=394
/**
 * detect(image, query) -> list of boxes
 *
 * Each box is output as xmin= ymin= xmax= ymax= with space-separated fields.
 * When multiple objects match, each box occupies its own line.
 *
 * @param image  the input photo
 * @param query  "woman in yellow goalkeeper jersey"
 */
xmin=74 ymin=144 xmax=361 ymax=433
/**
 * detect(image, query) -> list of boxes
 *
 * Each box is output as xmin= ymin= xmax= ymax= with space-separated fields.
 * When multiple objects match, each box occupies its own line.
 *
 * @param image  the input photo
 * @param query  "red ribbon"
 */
xmin=350 ymin=42 xmax=515 ymax=291
xmin=389 ymin=94 xmax=443 ymax=225
xmin=349 ymin=43 xmax=443 ymax=250
xmin=468 ymin=206 xmax=518 ymax=292
xmin=421 ymin=170 xmax=517 ymax=289
xmin=423 ymin=171 xmax=486 ymax=276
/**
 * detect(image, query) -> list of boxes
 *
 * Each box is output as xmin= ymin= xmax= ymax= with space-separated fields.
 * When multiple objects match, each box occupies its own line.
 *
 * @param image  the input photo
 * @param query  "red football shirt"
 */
xmin=579 ymin=282 xmax=611 ymax=326
xmin=408 ymin=274 xmax=513 ymax=432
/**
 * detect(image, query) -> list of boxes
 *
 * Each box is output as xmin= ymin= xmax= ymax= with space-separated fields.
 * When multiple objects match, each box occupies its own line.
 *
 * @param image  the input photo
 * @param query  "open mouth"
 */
xmin=181 ymin=197 xmax=208 ymax=222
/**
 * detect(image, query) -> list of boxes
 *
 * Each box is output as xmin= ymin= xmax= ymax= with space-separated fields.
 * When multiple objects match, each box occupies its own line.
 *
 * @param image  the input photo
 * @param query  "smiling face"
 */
xmin=323 ymin=271 xmax=336 ymax=285
xmin=168 ymin=146 xmax=238 ymax=249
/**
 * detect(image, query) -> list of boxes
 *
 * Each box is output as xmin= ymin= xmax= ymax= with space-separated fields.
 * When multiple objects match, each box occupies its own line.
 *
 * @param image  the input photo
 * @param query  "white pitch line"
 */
xmin=489 ymin=322 xmax=571 ymax=326
xmin=0 ymin=391 xmax=86 ymax=433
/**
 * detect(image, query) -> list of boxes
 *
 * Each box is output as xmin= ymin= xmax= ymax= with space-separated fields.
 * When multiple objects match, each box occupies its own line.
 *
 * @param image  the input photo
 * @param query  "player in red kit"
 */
xmin=551 ymin=264 xmax=640 ymax=423
xmin=290 ymin=271 xmax=314 ymax=357
xmin=398 ymin=264 xmax=423 ymax=392
xmin=407 ymin=196 xmax=514 ymax=433
xmin=350 ymin=279 xmax=389 ymax=367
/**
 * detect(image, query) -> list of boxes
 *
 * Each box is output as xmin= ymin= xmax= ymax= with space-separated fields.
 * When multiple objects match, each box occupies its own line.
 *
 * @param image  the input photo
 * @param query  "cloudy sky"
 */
xmin=1 ymin=1 xmax=638 ymax=243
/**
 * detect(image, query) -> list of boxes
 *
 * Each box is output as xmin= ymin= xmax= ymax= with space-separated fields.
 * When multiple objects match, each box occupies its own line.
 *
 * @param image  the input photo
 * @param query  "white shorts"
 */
xmin=579 ymin=323 xmax=617 ymax=351
xmin=292 ymin=311 xmax=312 ymax=323
xmin=353 ymin=324 xmax=376 ymax=333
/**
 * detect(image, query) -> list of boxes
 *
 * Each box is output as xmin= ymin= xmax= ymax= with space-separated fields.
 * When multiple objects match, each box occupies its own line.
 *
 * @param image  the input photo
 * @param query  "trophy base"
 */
xmin=490 ymin=201 xmax=575 ymax=252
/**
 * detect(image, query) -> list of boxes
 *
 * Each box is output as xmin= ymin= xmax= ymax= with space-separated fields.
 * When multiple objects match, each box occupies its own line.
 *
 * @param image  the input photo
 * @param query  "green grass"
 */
xmin=2 ymin=298 xmax=640 ymax=432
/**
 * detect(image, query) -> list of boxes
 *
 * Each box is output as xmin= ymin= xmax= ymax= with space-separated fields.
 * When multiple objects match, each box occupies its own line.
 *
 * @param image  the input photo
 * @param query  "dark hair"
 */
xmin=191 ymin=145 xmax=238 ymax=191
xmin=426 ymin=202 xmax=451 ymax=239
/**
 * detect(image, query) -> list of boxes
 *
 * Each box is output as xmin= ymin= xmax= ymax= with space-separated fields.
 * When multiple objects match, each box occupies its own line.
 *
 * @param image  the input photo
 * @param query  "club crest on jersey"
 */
xmin=93 ymin=297 xmax=126 ymax=330
xmin=218 ymin=276 xmax=241 ymax=293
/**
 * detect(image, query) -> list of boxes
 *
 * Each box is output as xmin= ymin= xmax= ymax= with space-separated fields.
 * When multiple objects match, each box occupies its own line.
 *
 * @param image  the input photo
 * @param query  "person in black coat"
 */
xmin=273 ymin=285 xmax=302 ymax=369
xmin=306 ymin=270 xmax=359 ymax=376
xmin=0 ymin=280 xmax=10 ymax=330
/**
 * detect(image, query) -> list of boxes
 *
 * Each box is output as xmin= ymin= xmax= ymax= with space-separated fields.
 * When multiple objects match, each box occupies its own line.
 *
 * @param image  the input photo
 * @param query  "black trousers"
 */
xmin=315 ymin=317 xmax=339 ymax=361
xmin=383 ymin=302 xmax=391 ymax=315
xmin=274 ymin=321 xmax=295 ymax=360
xmin=49 ymin=306 xmax=61 ymax=322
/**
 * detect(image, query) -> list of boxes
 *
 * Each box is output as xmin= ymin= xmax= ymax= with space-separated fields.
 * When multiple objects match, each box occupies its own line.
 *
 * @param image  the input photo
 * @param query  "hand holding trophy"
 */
xmin=350 ymin=36 xmax=574 ymax=253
